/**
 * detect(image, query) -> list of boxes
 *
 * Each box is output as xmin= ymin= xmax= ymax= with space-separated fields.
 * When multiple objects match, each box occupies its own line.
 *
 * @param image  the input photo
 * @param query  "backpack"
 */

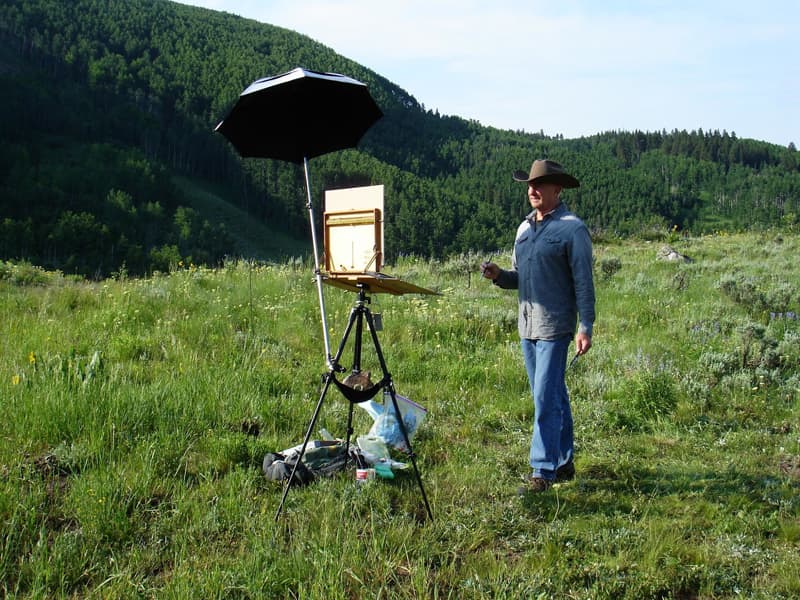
xmin=262 ymin=452 xmax=315 ymax=486
xmin=262 ymin=441 xmax=362 ymax=486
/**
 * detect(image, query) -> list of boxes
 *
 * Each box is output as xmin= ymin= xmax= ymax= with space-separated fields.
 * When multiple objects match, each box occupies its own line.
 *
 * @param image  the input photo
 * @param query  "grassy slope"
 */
xmin=173 ymin=176 xmax=310 ymax=261
xmin=1 ymin=233 xmax=799 ymax=598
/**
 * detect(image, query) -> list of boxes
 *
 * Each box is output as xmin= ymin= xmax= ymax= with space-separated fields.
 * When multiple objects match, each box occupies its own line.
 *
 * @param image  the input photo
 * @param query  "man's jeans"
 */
xmin=521 ymin=335 xmax=573 ymax=480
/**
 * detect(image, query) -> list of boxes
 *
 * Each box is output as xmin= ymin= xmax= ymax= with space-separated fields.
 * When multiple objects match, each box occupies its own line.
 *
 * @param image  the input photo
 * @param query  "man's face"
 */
xmin=528 ymin=181 xmax=562 ymax=214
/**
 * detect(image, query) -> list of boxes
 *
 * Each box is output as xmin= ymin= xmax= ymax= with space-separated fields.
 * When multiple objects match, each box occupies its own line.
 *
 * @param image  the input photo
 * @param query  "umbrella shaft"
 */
xmin=304 ymin=157 xmax=333 ymax=366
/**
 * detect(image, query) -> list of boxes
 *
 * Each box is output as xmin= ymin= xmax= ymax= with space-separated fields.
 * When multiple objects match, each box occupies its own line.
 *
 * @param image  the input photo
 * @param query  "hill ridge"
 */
xmin=0 ymin=0 xmax=797 ymax=277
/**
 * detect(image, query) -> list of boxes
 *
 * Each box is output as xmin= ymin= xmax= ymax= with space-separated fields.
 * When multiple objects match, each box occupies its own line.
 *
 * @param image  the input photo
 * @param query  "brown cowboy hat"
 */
xmin=512 ymin=159 xmax=580 ymax=188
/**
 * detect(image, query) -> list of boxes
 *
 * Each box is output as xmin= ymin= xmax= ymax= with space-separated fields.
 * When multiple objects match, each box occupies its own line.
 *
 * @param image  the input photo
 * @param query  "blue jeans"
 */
xmin=521 ymin=336 xmax=573 ymax=480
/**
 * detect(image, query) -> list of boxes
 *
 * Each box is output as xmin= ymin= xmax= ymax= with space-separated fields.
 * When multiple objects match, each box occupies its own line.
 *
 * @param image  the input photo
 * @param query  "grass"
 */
xmin=1 ymin=232 xmax=799 ymax=598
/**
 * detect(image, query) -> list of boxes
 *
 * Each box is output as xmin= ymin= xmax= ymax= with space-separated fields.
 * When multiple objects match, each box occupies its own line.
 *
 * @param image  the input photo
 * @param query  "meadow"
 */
xmin=1 ymin=232 xmax=799 ymax=599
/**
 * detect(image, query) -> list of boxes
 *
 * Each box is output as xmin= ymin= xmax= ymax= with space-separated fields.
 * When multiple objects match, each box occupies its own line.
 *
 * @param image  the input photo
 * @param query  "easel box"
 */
xmin=323 ymin=208 xmax=382 ymax=273
xmin=324 ymin=184 xmax=384 ymax=274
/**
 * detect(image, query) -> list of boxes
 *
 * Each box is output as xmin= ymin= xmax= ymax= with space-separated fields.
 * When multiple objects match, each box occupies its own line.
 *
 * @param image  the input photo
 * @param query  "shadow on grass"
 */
xmin=518 ymin=458 xmax=799 ymax=521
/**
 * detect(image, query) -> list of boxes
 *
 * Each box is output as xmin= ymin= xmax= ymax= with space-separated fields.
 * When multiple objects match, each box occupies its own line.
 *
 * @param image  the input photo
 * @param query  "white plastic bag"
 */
xmin=363 ymin=389 xmax=427 ymax=451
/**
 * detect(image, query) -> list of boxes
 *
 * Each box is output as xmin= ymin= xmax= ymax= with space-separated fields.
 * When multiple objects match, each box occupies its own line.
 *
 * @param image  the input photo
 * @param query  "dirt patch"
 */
xmin=778 ymin=455 xmax=800 ymax=481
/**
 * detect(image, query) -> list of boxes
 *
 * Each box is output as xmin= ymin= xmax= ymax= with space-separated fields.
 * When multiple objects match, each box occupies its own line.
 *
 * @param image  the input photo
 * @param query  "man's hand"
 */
xmin=575 ymin=332 xmax=592 ymax=355
xmin=480 ymin=262 xmax=499 ymax=280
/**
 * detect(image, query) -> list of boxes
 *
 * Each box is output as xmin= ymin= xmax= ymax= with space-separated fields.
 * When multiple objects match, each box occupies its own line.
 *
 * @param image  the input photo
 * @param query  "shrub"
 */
xmin=737 ymin=322 xmax=780 ymax=369
xmin=628 ymin=370 xmax=678 ymax=419
xmin=764 ymin=281 xmax=796 ymax=313
xmin=599 ymin=257 xmax=622 ymax=278
xmin=698 ymin=350 xmax=740 ymax=382
xmin=608 ymin=369 xmax=679 ymax=431
xmin=0 ymin=260 xmax=54 ymax=286
xmin=718 ymin=273 xmax=764 ymax=309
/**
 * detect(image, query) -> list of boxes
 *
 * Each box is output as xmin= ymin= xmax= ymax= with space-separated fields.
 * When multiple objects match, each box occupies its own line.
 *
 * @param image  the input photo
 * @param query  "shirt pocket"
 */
xmin=515 ymin=233 xmax=532 ymax=261
xmin=540 ymin=235 xmax=566 ymax=258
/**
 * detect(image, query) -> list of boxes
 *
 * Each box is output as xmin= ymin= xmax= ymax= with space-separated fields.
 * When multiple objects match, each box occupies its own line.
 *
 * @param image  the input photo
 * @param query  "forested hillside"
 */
xmin=1 ymin=0 xmax=798 ymax=277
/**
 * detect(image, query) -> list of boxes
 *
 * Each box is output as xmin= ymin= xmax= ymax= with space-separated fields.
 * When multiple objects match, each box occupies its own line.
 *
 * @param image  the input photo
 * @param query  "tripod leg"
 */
xmin=331 ymin=301 xmax=360 ymax=373
xmin=274 ymin=373 xmax=334 ymax=521
xmin=343 ymin=302 xmax=366 ymax=459
xmin=274 ymin=305 xmax=360 ymax=521
xmin=383 ymin=385 xmax=434 ymax=521
xmin=344 ymin=391 xmax=356 ymax=459
xmin=365 ymin=309 xmax=434 ymax=521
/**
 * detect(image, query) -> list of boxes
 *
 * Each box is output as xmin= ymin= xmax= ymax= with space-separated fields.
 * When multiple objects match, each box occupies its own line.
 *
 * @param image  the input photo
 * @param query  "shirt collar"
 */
xmin=527 ymin=202 xmax=564 ymax=224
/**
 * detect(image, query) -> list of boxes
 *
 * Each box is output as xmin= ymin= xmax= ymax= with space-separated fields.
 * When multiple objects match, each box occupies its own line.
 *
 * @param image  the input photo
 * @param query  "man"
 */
xmin=481 ymin=159 xmax=595 ymax=492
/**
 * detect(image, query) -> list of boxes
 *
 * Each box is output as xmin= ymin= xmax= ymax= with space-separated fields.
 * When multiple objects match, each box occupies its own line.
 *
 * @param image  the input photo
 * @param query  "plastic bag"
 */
xmin=361 ymin=389 xmax=427 ymax=451
xmin=357 ymin=435 xmax=408 ymax=470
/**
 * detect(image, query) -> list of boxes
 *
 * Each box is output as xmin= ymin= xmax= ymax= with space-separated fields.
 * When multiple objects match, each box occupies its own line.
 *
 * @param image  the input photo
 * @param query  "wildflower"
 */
xmin=28 ymin=351 xmax=36 ymax=365
xmin=12 ymin=374 xmax=20 ymax=385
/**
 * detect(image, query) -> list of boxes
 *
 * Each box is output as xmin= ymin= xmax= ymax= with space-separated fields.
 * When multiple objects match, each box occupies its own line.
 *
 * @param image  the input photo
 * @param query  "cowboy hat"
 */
xmin=512 ymin=159 xmax=580 ymax=188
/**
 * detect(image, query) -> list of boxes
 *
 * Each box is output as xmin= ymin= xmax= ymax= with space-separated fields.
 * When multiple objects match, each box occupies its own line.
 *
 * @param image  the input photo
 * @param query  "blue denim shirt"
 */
xmin=494 ymin=203 xmax=595 ymax=340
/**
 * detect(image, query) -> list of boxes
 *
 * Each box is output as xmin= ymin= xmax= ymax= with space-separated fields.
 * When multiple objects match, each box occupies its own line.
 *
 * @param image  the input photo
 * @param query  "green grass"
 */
xmin=1 ymin=232 xmax=799 ymax=598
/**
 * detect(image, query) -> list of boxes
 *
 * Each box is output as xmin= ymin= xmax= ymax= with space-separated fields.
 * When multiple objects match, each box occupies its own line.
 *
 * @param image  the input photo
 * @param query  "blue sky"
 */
xmin=178 ymin=1 xmax=799 ymax=146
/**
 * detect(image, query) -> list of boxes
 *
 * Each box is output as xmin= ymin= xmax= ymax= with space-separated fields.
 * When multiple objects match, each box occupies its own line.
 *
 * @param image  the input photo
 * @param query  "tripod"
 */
xmin=275 ymin=284 xmax=433 ymax=521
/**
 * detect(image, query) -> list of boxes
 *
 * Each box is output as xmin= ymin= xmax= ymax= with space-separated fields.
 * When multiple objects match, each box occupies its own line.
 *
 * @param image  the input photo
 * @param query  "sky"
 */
xmin=177 ymin=1 xmax=799 ymax=147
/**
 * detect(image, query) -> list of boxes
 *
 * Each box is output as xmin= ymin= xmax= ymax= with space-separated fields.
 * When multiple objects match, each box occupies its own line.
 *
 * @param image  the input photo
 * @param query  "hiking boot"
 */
xmin=555 ymin=459 xmax=575 ymax=482
xmin=518 ymin=474 xmax=553 ymax=495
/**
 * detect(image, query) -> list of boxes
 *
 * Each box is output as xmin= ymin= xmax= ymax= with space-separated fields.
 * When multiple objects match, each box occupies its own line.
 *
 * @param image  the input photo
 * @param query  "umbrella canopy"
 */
xmin=215 ymin=67 xmax=383 ymax=163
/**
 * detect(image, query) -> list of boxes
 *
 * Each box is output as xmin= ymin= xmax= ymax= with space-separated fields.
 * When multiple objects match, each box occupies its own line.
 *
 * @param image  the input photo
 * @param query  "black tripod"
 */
xmin=275 ymin=284 xmax=433 ymax=521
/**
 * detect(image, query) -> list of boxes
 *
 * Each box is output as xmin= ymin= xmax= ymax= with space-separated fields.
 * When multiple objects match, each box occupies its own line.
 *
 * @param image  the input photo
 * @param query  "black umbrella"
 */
xmin=215 ymin=67 xmax=383 ymax=365
xmin=215 ymin=67 xmax=382 ymax=162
